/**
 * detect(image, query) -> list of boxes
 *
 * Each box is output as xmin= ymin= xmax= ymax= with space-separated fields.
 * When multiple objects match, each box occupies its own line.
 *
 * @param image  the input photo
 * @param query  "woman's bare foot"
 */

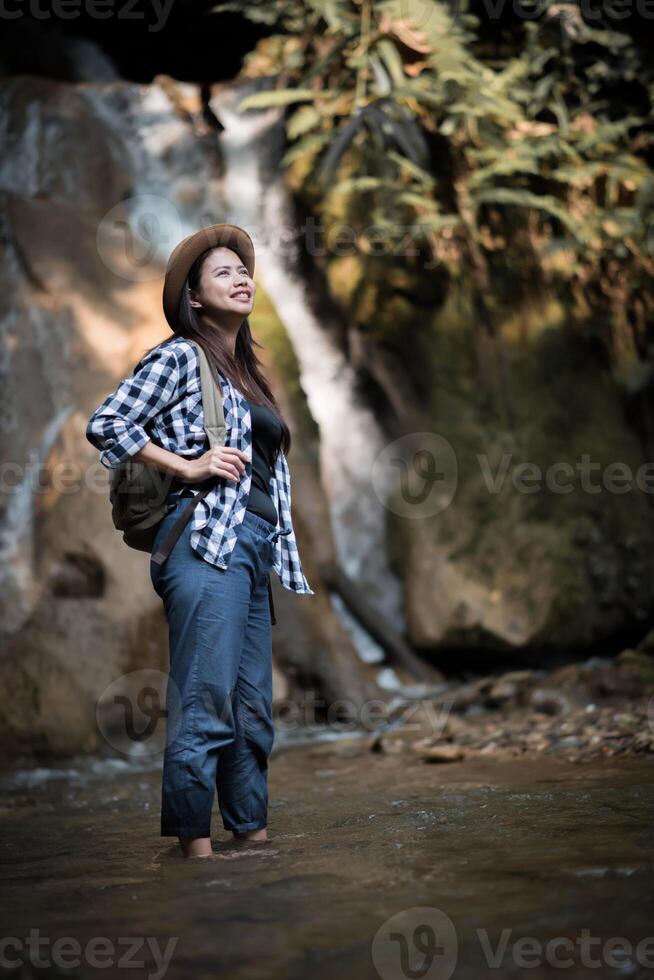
xmin=231 ymin=827 xmax=268 ymax=843
xmin=179 ymin=835 xmax=213 ymax=858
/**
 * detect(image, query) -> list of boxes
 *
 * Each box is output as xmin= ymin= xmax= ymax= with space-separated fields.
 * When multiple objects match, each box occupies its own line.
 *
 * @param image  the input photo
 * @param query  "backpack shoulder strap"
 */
xmin=186 ymin=339 xmax=226 ymax=449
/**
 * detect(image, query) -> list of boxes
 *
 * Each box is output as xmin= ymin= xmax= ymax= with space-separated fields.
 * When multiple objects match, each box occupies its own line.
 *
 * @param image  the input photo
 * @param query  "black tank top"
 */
xmin=166 ymin=397 xmax=283 ymax=523
xmin=244 ymin=398 xmax=283 ymax=526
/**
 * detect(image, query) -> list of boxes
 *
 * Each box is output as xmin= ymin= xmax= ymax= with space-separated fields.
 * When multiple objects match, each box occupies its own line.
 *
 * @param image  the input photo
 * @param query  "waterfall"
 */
xmin=209 ymin=84 xmax=405 ymax=663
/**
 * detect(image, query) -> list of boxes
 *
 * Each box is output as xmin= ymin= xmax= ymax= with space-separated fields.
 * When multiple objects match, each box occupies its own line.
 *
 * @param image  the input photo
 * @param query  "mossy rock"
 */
xmin=386 ymin=305 xmax=654 ymax=653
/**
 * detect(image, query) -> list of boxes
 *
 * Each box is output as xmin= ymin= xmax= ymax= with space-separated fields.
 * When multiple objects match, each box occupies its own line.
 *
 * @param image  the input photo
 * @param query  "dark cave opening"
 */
xmin=0 ymin=2 xmax=271 ymax=84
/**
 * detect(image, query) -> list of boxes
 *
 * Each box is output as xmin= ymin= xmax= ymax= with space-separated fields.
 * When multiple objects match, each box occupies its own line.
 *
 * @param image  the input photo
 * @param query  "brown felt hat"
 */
xmin=162 ymin=223 xmax=256 ymax=330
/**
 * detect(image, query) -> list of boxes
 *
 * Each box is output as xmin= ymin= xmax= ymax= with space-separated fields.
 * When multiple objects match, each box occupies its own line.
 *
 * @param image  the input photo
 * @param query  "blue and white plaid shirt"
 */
xmin=85 ymin=338 xmax=314 ymax=596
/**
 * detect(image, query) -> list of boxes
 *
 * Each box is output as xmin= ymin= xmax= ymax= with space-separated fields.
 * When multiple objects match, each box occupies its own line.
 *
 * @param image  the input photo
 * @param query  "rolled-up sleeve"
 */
xmin=86 ymin=345 xmax=180 ymax=469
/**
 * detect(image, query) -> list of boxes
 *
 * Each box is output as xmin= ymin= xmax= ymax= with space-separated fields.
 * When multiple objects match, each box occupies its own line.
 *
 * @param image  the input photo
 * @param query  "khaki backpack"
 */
xmin=108 ymin=339 xmax=226 ymax=565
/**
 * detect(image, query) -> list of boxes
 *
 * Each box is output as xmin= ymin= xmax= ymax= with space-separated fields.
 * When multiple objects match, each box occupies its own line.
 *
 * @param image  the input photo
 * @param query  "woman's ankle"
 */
xmin=179 ymin=835 xmax=212 ymax=857
xmin=232 ymin=827 xmax=268 ymax=842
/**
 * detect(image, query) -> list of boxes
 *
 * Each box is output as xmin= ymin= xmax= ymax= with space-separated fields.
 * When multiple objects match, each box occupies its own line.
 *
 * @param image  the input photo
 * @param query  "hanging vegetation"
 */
xmin=209 ymin=0 xmax=654 ymax=395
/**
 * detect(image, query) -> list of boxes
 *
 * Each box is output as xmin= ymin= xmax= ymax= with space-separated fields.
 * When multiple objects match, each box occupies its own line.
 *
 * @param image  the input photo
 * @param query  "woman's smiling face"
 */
xmin=190 ymin=246 xmax=255 ymax=319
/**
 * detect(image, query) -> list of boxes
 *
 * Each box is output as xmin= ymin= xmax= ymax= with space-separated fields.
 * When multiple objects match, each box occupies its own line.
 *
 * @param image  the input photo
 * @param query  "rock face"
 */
xmin=385 ymin=324 xmax=654 ymax=654
xmin=285 ymin=129 xmax=654 ymax=660
xmin=0 ymin=72 xmax=378 ymax=764
xmin=0 ymin=74 xmax=221 ymax=763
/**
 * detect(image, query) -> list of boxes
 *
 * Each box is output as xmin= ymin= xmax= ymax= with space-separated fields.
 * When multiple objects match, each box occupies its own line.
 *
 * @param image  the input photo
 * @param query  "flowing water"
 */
xmin=210 ymin=83 xmax=404 ymax=665
xmin=2 ymin=745 xmax=652 ymax=979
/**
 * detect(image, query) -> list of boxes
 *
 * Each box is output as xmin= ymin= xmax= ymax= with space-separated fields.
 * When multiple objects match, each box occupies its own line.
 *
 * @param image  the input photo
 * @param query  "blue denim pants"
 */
xmin=149 ymin=494 xmax=280 ymax=838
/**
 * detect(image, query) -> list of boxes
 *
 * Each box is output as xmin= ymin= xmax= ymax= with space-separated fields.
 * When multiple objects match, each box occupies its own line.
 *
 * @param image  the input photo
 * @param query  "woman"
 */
xmin=86 ymin=223 xmax=314 ymax=859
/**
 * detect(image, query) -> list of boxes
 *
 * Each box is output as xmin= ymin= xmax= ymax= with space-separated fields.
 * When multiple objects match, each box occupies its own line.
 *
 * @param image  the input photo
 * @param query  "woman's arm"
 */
xmin=87 ymin=343 xmax=248 ymax=484
xmin=86 ymin=344 xmax=183 ymax=470
xmin=130 ymin=439 xmax=193 ymax=480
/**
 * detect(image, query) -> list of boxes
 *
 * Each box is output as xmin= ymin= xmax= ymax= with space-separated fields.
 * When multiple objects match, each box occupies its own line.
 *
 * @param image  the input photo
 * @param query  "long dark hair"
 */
xmin=146 ymin=245 xmax=291 ymax=457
